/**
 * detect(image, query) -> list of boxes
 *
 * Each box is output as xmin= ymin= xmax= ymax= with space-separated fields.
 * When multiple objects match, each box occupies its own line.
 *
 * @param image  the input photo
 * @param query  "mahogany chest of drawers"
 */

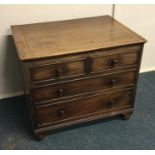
xmin=11 ymin=15 xmax=146 ymax=140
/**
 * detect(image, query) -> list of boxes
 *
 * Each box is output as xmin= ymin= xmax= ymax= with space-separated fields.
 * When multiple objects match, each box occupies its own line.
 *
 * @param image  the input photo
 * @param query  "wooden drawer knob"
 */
xmin=55 ymin=68 xmax=63 ymax=77
xmin=111 ymin=59 xmax=119 ymax=67
xmin=85 ymin=57 xmax=91 ymax=73
xmin=59 ymin=109 xmax=65 ymax=116
xmin=110 ymin=79 xmax=117 ymax=86
xmin=58 ymin=89 xmax=64 ymax=97
xmin=108 ymin=100 xmax=114 ymax=106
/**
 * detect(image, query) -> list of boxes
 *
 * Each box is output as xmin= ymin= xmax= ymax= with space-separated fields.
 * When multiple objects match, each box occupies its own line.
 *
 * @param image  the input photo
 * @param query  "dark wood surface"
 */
xmin=30 ymin=45 xmax=139 ymax=83
xmin=36 ymin=89 xmax=133 ymax=127
xmin=32 ymin=69 xmax=136 ymax=102
xmin=30 ymin=58 xmax=85 ymax=83
xmin=11 ymin=15 xmax=146 ymax=140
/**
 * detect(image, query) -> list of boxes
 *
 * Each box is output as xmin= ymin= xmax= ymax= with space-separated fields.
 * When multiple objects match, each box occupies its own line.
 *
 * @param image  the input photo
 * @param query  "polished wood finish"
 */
xmin=11 ymin=15 xmax=146 ymax=61
xmin=30 ymin=58 xmax=85 ymax=82
xmin=33 ymin=70 xmax=135 ymax=102
xmin=11 ymin=15 xmax=146 ymax=140
xmin=36 ymin=89 xmax=133 ymax=127
xmin=30 ymin=46 xmax=139 ymax=84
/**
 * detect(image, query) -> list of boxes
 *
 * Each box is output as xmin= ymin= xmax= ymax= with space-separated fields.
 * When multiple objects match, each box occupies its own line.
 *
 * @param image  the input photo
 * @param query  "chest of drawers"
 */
xmin=11 ymin=15 xmax=146 ymax=140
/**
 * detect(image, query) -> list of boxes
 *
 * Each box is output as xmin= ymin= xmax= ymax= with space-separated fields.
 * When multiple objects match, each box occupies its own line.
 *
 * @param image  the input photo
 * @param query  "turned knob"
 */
xmin=110 ymin=79 xmax=117 ymax=86
xmin=55 ymin=68 xmax=63 ymax=77
xmin=58 ymin=89 xmax=64 ymax=97
xmin=108 ymin=100 xmax=114 ymax=107
xmin=59 ymin=109 xmax=65 ymax=116
xmin=111 ymin=59 xmax=119 ymax=67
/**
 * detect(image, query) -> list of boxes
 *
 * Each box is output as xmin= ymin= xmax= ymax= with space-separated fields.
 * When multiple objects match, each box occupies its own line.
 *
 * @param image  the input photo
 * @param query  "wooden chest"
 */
xmin=11 ymin=15 xmax=146 ymax=140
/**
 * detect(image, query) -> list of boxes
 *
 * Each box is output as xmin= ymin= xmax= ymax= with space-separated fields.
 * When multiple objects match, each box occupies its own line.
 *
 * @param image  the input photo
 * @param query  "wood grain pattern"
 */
xmin=11 ymin=15 xmax=146 ymax=61
xmin=32 ymin=69 xmax=136 ymax=102
xmin=30 ymin=48 xmax=139 ymax=83
xmin=30 ymin=58 xmax=85 ymax=82
xmin=30 ymin=44 xmax=141 ymax=66
xmin=36 ymin=89 xmax=133 ymax=127
xmin=93 ymin=51 xmax=138 ymax=72
xmin=34 ymin=107 xmax=134 ymax=138
xmin=11 ymin=15 xmax=146 ymax=140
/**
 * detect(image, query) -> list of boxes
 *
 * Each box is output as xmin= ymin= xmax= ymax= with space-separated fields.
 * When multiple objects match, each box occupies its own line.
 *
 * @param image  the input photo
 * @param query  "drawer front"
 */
xmin=30 ymin=45 xmax=139 ymax=83
xmin=92 ymin=51 xmax=138 ymax=73
xmin=30 ymin=59 xmax=86 ymax=82
xmin=33 ymin=70 xmax=136 ymax=102
xmin=36 ymin=89 xmax=132 ymax=127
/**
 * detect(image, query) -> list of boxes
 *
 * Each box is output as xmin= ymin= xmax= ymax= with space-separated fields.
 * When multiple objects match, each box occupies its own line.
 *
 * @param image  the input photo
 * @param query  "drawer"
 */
xmin=92 ymin=51 xmax=138 ymax=73
xmin=30 ymin=45 xmax=139 ymax=83
xmin=36 ymin=89 xmax=133 ymax=127
xmin=33 ymin=70 xmax=136 ymax=102
xmin=30 ymin=58 xmax=86 ymax=82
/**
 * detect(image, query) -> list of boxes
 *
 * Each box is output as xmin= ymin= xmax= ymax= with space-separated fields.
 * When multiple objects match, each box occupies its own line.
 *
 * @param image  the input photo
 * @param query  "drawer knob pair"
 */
xmin=111 ymin=59 xmax=119 ymax=67
xmin=58 ymin=89 xmax=64 ymax=97
xmin=55 ymin=68 xmax=63 ymax=77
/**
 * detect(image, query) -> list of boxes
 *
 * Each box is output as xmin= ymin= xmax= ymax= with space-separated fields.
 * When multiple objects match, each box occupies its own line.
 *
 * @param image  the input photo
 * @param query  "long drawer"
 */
xmin=32 ymin=69 xmax=136 ymax=102
xmin=36 ymin=89 xmax=133 ymax=127
xmin=30 ymin=45 xmax=140 ymax=83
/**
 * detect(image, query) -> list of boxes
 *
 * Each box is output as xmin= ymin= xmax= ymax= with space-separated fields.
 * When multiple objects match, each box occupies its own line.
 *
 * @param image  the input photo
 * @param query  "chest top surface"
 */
xmin=11 ymin=15 xmax=146 ymax=61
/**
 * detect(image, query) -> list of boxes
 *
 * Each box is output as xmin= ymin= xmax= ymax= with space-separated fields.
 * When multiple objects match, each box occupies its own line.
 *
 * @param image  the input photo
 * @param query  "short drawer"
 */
xmin=30 ymin=45 xmax=139 ymax=83
xmin=30 ymin=58 xmax=86 ymax=82
xmin=92 ymin=51 xmax=138 ymax=73
xmin=32 ymin=69 xmax=136 ymax=102
xmin=36 ymin=89 xmax=133 ymax=127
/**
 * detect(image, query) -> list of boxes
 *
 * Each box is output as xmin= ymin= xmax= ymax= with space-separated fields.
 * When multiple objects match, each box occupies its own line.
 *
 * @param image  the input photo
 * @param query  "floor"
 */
xmin=0 ymin=71 xmax=155 ymax=150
